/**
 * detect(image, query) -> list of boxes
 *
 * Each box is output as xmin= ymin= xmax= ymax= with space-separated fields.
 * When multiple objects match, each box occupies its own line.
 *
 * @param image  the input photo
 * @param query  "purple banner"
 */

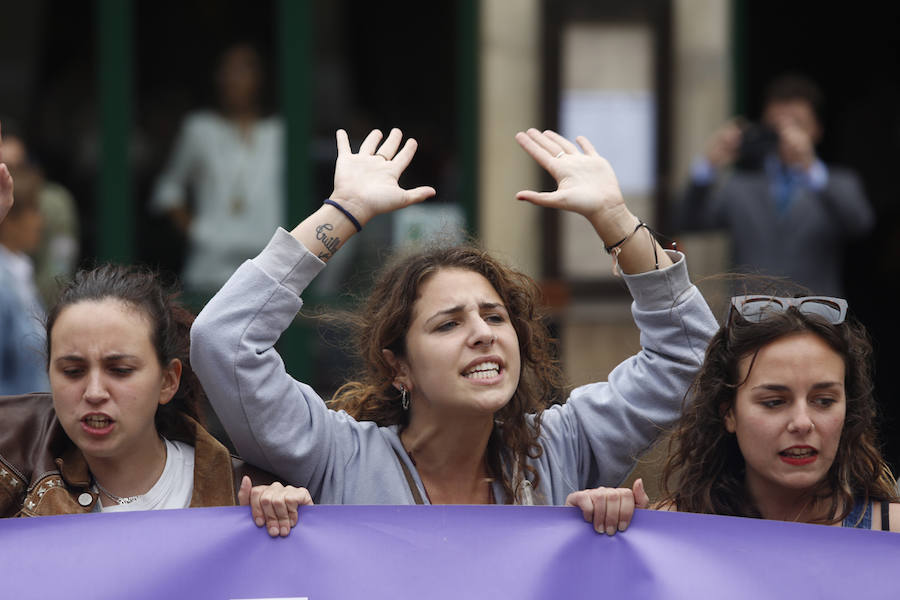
xmin=1 ymin=505 xmax=897 ymax=599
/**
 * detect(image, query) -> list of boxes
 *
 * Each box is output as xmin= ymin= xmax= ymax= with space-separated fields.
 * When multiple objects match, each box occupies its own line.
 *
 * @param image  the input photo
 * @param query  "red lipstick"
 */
xmin=778 ymin=445 xmax=818 ymax=466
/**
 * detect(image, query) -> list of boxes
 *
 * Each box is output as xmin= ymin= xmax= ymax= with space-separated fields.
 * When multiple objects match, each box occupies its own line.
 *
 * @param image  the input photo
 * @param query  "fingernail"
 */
xmin=606 ymin=526 xmax=616 ymax=536
xmin=269 ymin=526 xmax=279 ymax=536
xmin=618 ymin=521 xmax=627 ymax=532
xmin=281 ymin=526 xmax=289 ymax=536
xmin=255 ymin=518 xmax=264 ymax=527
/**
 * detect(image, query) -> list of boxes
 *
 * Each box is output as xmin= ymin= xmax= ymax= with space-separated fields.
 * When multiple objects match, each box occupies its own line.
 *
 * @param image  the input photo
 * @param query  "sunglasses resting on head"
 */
xmin=729 ymin=295 xmax=848 ymax=325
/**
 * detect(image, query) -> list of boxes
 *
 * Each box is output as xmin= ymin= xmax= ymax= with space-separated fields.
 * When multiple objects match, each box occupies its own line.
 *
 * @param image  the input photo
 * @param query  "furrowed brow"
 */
xmin=425 ymin=305 xmax=465 ymax=326
xmin=811 ymin=381 xmax=843 ymax=390
xmin=479 ymin=302 xmax=506 ymax=311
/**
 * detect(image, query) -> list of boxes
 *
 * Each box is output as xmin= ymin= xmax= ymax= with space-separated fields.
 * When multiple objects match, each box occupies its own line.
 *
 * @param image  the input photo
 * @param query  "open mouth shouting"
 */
xmin=778 ymin=445 xmax=818 ymax=466
xmin=81 ymin=413 xmax=115 ymax=435
xmin=462 ymin=359 xmax=503 ymax=382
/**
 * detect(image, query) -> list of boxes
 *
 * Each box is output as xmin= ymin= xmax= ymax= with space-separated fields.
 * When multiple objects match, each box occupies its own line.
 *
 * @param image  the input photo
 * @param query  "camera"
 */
xmin=734 ymin=123 xmax=779 ymax=171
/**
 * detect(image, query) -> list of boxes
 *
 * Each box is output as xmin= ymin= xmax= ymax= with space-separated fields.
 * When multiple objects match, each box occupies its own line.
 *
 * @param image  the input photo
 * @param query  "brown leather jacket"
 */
xmin=0 ymin=393 xmax=277 ymax=517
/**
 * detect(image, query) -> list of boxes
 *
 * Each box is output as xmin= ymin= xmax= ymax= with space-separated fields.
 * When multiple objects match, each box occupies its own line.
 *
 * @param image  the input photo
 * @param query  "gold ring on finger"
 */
xmin=555 ymin=151 xmax=565 ymax=159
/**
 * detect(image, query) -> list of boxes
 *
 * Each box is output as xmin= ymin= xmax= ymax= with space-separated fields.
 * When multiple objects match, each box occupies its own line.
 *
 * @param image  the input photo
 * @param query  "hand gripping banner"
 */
xmin=1 ymin=505 xmax=898 ymax=599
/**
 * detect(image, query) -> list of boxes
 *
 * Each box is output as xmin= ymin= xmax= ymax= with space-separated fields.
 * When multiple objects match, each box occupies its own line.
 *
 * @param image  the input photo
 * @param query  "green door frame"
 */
xmin=96 ymin=0 xmax=133 ymax=263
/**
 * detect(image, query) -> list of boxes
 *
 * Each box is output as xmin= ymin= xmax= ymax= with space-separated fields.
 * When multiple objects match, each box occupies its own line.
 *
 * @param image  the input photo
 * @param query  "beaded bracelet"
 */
xmin=323 ymin=199 xmax=362 ymax=232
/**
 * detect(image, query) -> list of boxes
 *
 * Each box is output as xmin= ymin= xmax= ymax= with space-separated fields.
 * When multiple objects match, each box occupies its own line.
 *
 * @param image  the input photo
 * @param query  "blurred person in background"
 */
xmin=150 ymin=42 xmax=283 ymax=298
xmin=0 ymin=120 xmax=79 ymax=308
xmin=677 ymin=74 xmax=873 ymax=297
xmin=0 ymin=128 xmax=49 ymax=394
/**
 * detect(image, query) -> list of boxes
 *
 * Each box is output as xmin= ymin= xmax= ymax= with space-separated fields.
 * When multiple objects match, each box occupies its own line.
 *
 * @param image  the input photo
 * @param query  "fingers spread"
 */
xmin=543 ymin=130 xmax=579 ymax=155
xmin=525 ymin=127 xmax=561 ymax=156
xmin=392 ymin=138 xmax=419 ymax=170
xmin=575 ymin=135 xmax=599 ymax=157
xmin=514 ymin=131 xmax=554 ymax=171
xmin=404 ymin=186 xmax=437 ymax=206
xmin=515 ymin=190 xmax=560 ymax=208
xmin=376 ymin=128 xmax=403 ymax=160
xmin=359 ymin=129 xmax=384 ymax=155
xmin=335 ymin=129 xmax=351 ymax=156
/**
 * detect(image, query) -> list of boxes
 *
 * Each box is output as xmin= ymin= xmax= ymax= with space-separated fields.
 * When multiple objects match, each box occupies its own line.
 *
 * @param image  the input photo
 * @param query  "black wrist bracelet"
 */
xmin=323 ymin=199 xmax=362 ymax=232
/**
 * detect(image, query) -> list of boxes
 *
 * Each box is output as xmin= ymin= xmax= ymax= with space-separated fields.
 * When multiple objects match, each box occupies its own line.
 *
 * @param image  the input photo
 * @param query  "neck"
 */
xmin=224 ymin=105 xmax=258 ymax=124
xmin=747 ymin=477 xmax=828 ymax=523
xmin=87 ymin=435 xmax=168 ymax=506
xmin=0 ymin=238 xmax=24 ymax=255
xmin=401 ymin=413 xmax=495 ymax=504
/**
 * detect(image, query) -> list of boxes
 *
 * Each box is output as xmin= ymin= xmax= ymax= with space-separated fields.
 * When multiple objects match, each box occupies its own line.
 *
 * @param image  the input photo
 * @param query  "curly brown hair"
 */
xmin=329 ymin=243 xmax=564 ymax=503
xmin=661 ymin=306 xmax=897 ymax=522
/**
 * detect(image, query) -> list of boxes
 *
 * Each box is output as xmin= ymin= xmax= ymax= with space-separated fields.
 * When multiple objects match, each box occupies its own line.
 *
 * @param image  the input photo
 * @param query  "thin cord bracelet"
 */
xmin=323 ymin=199 xmax=363 ymax=232
xmin=606 ymin=221 xmax=663 ymax=274
xmin=604 ymin=220 xmax=645 ymax=255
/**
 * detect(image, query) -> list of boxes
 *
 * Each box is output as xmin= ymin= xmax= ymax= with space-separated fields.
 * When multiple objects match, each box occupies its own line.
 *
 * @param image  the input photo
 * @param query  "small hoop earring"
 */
xmin=400 ymin=386 xmax=410 ymax=411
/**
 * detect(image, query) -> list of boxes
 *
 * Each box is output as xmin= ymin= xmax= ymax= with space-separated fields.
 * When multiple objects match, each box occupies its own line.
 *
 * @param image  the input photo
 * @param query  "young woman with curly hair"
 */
xmin=191 ymin=127 xmax=717 ymax=533
xmin=659 ymin=295 xmax=899 ymax=530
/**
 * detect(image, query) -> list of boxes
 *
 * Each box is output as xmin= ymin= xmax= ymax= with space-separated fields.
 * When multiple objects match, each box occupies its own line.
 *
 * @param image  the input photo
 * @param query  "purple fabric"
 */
xmin=2 ymin=506 xmax=897 ymax=599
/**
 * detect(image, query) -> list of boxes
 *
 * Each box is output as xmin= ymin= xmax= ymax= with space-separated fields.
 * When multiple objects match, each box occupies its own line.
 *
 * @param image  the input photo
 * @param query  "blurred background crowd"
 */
xmin=1 ymin=0 xmax=899 ymax=479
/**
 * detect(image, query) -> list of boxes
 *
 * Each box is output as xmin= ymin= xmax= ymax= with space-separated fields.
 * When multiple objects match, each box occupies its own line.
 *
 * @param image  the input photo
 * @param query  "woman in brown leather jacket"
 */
xmin=0 ymin=125 xmax=309 ymax=535
xmin=0 ymin=262 xmax=272 ymax=517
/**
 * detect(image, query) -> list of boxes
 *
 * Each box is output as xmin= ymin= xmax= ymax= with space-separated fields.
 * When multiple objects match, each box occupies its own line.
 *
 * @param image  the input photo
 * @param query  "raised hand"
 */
xmin=292 ymin=128 xmax=436 ymax=261
xmin=514 ymin=128 xmax=626 ymax=224
xmin=330 ymin=128 xmax=436 ymax=227
xmin=0 ymin=122 xmax=13 ymax=224
xmin=565 ymin=478 xmax=650 ymax=535
xmin=238 ymin=476 xmax=314 ymax=538
xmin=515 ymin=128 xmax=671 ymax=273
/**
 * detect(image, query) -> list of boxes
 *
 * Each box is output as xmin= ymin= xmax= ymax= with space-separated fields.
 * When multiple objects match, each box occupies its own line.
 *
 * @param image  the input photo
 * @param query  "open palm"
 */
xmin=330 ymin=128 xmax=435 ymax=226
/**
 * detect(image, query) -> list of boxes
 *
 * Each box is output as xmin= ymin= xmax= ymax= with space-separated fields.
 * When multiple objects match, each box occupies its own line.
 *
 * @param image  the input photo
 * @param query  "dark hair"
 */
xmin=661 ymin=307 xmax=897 ymax=522
xmin=329 ymin=243 xmax=565 ymax=503
xmin=763 ymin=74 xmax=825 ymax=123
xmin=45 ymin=265 xmax=204 ymax=439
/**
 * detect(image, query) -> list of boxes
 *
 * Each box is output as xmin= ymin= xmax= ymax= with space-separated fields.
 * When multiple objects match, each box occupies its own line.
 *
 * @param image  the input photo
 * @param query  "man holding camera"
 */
xmin=677 ymin=75 xmax=873 ymax=296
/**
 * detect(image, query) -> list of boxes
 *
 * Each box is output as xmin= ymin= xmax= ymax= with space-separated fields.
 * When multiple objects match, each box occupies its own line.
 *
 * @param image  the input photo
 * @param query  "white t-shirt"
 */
xmin=150 ymin=111 xmax=285 ymax=293
xmin=95 ymin=439 xmax=195 ymax=512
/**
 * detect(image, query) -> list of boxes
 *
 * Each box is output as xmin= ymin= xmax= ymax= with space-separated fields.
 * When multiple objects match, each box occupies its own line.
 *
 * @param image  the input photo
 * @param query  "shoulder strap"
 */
xmin=882 ymin=500 xmax=890 ymax=531
xmin=393 ymin=447 xmax=425 ymax=505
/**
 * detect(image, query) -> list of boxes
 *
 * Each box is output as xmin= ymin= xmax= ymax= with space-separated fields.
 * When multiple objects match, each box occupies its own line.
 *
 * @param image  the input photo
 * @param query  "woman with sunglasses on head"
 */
xmin=191 ymin=126 xmax=718 ymax=533
xmin=655 ymin=294 xmax=900 ymax=530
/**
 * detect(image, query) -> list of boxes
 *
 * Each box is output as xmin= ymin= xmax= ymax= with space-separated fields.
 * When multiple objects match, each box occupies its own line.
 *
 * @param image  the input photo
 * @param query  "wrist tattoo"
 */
xmin=316 ymin=223 xmax=341 ymax=258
